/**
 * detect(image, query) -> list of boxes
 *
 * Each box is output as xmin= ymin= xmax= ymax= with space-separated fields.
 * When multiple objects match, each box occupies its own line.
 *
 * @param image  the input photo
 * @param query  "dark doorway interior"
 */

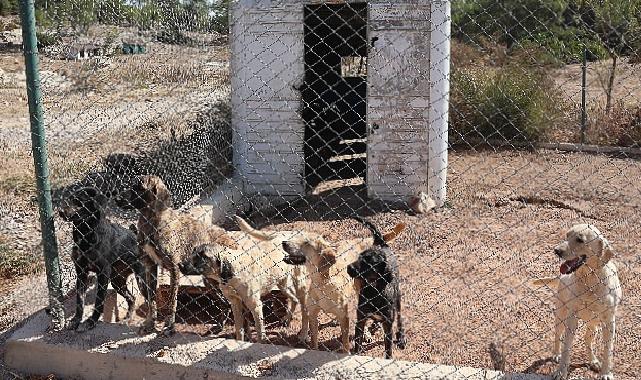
xmin=302 ymin=3 xmax=367 ymax=190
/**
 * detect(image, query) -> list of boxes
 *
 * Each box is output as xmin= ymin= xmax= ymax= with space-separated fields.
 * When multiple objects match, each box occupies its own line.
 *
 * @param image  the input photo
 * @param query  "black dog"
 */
xmin=346 ymin=216 xmax=406 ymax=359
xmin=59 ymin=186 xmax=147 ymax=331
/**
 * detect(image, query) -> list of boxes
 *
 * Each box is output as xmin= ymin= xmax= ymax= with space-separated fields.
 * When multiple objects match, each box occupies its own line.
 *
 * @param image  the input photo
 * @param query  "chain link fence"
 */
xmin=2 ymin=0 xmax=640 ymax=378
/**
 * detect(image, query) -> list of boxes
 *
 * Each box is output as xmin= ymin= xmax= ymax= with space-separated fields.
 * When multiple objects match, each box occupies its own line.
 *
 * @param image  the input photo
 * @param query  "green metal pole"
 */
xmin=580 ymin=46 xmax=587 ymax=145
xmin=19 ymin=0 xmax=66 ymax=330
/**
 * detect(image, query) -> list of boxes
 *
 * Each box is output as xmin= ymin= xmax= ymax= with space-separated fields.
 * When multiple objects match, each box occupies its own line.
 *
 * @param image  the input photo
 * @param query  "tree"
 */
xmin=453 ymin=0 xmax=568 ymax=49
xmin=584 ymin=0 xmax=641 ymax=114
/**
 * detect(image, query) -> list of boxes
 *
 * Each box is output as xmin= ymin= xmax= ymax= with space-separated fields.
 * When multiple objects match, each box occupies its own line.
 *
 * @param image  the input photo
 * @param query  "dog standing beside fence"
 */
xmin=347 ymin=217 xmax=407 ymax=359
xmin=532 ymin=224 xmax=622 ymax=380
xmin=59 ymin=186 xmax=147 ymax=332
xmin=280 ymin=222 xmax=405 ymax=353
xmin=130 ymin=175 xmax=238 ymax=336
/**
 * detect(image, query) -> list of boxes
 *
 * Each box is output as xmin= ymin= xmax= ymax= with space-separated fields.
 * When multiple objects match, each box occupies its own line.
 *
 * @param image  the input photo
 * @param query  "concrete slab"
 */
xmin=5 ymin=309 xmax=548 ymax=380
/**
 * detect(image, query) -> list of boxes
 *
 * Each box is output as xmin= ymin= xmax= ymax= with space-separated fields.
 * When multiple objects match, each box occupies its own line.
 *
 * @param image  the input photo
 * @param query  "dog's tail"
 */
xmin=352 ymin=216 xmax=386 ymax=246
xmin=383 ymin=222 xmax=406 ymax=243
xmin=530 ymin=277 xmax=559 ymax=288
xmin=235 ymin=216 xmax=274 ymax=241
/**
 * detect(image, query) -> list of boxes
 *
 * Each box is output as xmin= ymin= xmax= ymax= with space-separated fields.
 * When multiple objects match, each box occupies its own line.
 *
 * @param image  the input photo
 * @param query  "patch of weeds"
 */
xmin=0 ymin=175 xmax=36 ymax=196
xmin=0 ymin=241 xmax=41 ymax=279
xmin=450 ymin=63 xmax=568 ymax=144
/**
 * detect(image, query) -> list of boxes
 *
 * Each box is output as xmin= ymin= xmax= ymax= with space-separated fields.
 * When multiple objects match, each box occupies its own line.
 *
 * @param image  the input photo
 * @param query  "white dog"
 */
xmin=532 ymin=224 xmax=622 ymax=380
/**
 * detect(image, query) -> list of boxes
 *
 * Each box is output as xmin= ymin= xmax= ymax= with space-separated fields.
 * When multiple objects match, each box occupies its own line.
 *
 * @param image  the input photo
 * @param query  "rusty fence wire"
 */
xmin=2 ymin=0 xmax=641 ymax=378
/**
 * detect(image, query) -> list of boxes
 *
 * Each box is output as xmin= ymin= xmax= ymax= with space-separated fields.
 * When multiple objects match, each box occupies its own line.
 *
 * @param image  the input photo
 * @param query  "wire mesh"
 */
xmin=1 ymin=0 xmax=641 ymax=378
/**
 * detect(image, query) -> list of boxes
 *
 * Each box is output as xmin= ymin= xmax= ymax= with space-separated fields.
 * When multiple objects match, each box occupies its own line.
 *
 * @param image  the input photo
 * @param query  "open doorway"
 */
xmin=302 ymin=2 xmax=368 ymax=190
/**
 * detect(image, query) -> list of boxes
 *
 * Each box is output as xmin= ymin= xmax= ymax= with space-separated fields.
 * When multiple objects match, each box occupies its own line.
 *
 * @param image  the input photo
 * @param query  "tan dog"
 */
xmin=181 ymin=217 xmax=309 ymax=343
xmin=532 ymin=224 xmax=622 ymax=380
xmin=130 ymin=175 xmax=238 ymax=335
xmin=241 ymin=219 xmax=405 ymax=353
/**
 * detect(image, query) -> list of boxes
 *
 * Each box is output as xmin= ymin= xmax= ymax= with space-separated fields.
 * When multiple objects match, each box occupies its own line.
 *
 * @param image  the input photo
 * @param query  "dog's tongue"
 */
xmin=560 ymin=256 xmax=584 ymax=275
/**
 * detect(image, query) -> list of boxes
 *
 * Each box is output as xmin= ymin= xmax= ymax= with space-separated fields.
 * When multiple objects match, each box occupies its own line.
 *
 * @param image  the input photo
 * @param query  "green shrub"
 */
xmin=450 ymin=65 xmax=566 ymax=144
xmin=36 ymin=31 xmax=60 ymax=48
xmin=518 ymin=29 xmax=608 ymax=64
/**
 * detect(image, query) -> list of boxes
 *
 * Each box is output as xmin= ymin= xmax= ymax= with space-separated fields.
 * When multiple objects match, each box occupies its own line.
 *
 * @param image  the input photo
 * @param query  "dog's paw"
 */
xmin=66 ymin=318 xmax=81 ymax=331
xmin=551 ymin=368 xmax=567 ymax=380
xmin=297 ymin=331 xmax=309 ymax=345
xmin=363 ymin=329 xmax=373 ymax=343
xmin=203 ymin=323 xmax=224 ymax=337
xmin=599 ymin=373 xmax=614 ymax=380
xmin=396 ymin=332 xmax=407 ymax=350
xmin=589 ymin=358 xmax=602 ymax=372
xmin=77 ymin=319 xmax=97 ymax=332
xmin=138 ymin=321 xmax=157 ymax=335
xmin=161 ymin=325 xmax=176 ymax=337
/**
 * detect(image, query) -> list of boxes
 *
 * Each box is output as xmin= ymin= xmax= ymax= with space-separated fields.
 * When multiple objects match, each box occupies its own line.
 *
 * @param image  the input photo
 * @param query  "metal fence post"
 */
xmin=19 ymin=0 xmax=66 ymax=330
xmin=580 ymin=45 xmax=587 ymax=145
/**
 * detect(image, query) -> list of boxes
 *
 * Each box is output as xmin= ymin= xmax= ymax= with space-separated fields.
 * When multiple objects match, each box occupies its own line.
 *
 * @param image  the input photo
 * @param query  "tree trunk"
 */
xmin=605 ymin=54 xmax=617 ymax=115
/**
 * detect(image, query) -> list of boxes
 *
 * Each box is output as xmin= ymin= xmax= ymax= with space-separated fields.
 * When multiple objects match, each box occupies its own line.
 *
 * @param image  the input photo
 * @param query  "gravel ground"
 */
xmin=1 ymin=149 xmax=640 ymax=379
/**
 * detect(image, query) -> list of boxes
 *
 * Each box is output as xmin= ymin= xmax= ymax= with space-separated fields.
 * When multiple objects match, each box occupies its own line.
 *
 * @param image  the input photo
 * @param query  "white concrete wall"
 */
xmin=231 ymin=1 xmax=306 ymax=197
xmin=366 ymin=0 xmax=432 ymax=200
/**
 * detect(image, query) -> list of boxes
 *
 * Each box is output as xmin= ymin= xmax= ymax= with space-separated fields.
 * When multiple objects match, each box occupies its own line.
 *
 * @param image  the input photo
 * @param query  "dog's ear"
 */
xmin=148 ymin=177 xmax=171 ymax=208
xmin=320 ymin=251 xmax=337 ymax=268
xmin=192 ymin=245 xmax=210 ymax=271
xmin=383 ymin=266 xmax=394 ymax=283
xmin=598 ymin=237 xmax=615 ymax=263
xmin=219 ymin=255 xmax=234 ymax=282
xmin=315 ymin=238 xmax=336 ymax=275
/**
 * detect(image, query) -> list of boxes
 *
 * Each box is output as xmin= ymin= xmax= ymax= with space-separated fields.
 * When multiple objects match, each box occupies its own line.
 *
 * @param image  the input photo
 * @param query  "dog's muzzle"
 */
xmin=346 ymin=264 xmax=359 ymax=278
xmin=282 ymin=242 xmax=306 ymax=265
xmin=554 ymin=247 xmax=565 ymax=258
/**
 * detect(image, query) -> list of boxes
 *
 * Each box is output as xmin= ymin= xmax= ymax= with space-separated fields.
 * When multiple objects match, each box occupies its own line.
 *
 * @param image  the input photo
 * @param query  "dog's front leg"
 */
xmin=79 ymin=264 xmax=111 ymax=332
xmin=140 ymin=256 xmax=158 ymax=334
xmin=585 ymin=319 xmax=601 ymax=371
xmin=600 ymin=315 xmax=616 ymax=380
xmin=294 ymin=287 xmax=309 ymax=343
xmin=229 ymin=298 xmax=246 ymax=341
xmin=308 ymin=305 xmax=321 ymax=350
xmin=552 ymin=315 xmax=578 ymax=380
xmin=553 ymin=301 xmax=566 ymax=362
xmin=249 ymin=300 xmax=267 ymax=343
xmin=162 ymin=264 xmax=180 ymax=336
xmin=68 ymin=260 xmax=89 ymax=330
xmin=339 ymin=313 xmax=350 ymax=354
xmin=383 ymin=318 xmax=394 ymax=359
xmin=352 ymin=310 xmax=367 ymax=355
xmin=395 ymin=297 xmax=407 ymax=350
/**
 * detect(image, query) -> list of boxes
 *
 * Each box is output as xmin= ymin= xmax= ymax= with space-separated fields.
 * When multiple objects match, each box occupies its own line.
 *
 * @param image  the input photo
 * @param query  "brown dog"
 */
xmin=180 ymin=220 xmax=310 ymax=343
xmin=130 ymin=175 xmax=238 ymax=335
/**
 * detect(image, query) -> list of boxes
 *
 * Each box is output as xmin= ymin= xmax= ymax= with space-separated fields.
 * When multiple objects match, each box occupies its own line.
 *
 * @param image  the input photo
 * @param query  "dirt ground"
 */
xmin=21 ymin=149 xmax=633 ymax=380
xmin=223 ymin=149 xmax=640 ymax=380
xmin=1 ymin=151 xmax=640 ymax=379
